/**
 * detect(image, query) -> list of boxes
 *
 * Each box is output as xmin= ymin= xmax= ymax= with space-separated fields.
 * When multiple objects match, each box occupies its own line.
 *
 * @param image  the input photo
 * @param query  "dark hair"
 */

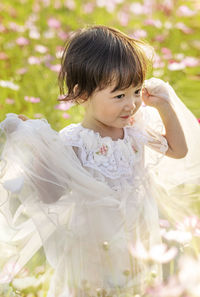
xmin=58 ymin=25 xmax=153 ymax=103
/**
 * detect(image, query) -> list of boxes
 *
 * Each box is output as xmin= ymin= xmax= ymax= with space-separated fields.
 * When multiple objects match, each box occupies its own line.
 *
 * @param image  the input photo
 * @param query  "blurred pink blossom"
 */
xmin=153 ymin=54 xmax=165 ymax=68
xmin=0 ymin=52 xmax=8 ymax=60
xmin=130 ymin=242 xmax=178 ymax=264
xmin=168 ymin=62 xmax=185 ymax=71
xmin=154 ymin=34 xmax=166 ymax=42
xmin=182 ymin=56 xmax=199 ymax=67
xmin=47 ymin=17 xmax=61 ymax=29
xmin=162 ymin=229 xmax=192 ymax=244
xmin=29 ymin=29 xmax=41 ymax=39
xmin=161 ymin=47 xmax=172 ymax=59
xmin=34 ymin=113 xmax=44 ymax=118
xmin=176 ymin=216 xmax=200 ymax=237
xmin=16 ymin=68 xmax=27 ymax=75
xmin=175 ymin=22 xmax=193 ymax=34
xmin=57 ymin=30 xmax=69 ymax=41
xmin=8 ymin=22 xmax=25 ymax=32
xmin=28 ymin=56 xmax=41 ymax=65
xmin=133 ymin=29 xmax=147 ymax=39
xmin=62 ymin=112 xmax=70 ymax=119
xmin=49 ymin=64 xmax=61 ymax=72
xmin=178 ymin=255 xmax=200 ymax=296
xmin=0 ymin=24 xmax=6 ymax=33
xmin=24 ymin=96 xmax=40 ymax=103
xmin=177 ymin=5 xmax=196 ymax=17
xmin=55 ymin=102 xmax=73 ymax=111
xmin=83 ymin=3 xmax=95 ymax=13
xmin=16 ymin=37 xmax=29 ymax=46
xmin=43 ymin=29 xmax=55 ymax=39
xmin=130 ymin=2 xmax=145 ymax=15
xmin=158 ymin=0 xmax=174 ymax=15
xmin=96 ymin=0 xmax=116 ymax=13
xmin=0 ymin=261 xmax=21 ymax=284
xmin=35 ymin=44 xmax=48 ymax=54
xmin=146 ymin=276 xmax=184 ymax=297
xmin=144 ymin=19 xmax=162 ymax=28
xmin=64 ymin=0 xmax=76 ymax=10
xmin=117 ymin=11 xmax=129 ymax=26
xmin=5 ymin=98 xmax=15 ymax=104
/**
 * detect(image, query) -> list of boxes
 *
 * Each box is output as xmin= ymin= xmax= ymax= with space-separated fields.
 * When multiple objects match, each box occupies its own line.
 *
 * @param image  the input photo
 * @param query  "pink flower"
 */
xmin=47 ymin=18 xmax=61 ymax=29
xmin=16 ymin=68 xmax=27 ymax=75
xmin=49 ymin=64 xmax=61 ymax=72
xmin=130 ymin=242 xmax=178 ymax=264
xmin=154 ymin=35 xmax=166 ymax=42
xmin=96 ymin=145 xmax=108 ymax=156
xmin=83 ymin=3 xmax=94 ymax=13
xmin=55 ymin=102 xmax=73 ymax=111
xmin=177 ymin=5 xmax=196 ymax=17
xmin=144 ymin=19 xmax=162 ymax=28
xmin=34 ymin=113 xmax=43 ymax=118
xmin=168 ymin=62 xmax=185 ymax=71
xmin=175 ymin=22 xmax=193 ymax=34
xmin=161 ymin=47 xmax=172 ymax=59
xmin=0 ymin=52 xmax=9 ymax=60
xmin=117 ymin=11 xmax=129 ymax=26
xmin=24 ymin=96 xmax=40 ymax=103
xmin=62 ymin=112 xmax=70 ymax=119
xmin=133 ymin=29 xmax=147 ymax=39
xmin=35 ymin=44 xmax=48 ymax=54
xmin=65 ymin=0 xmax=76 ymax=10
xmin=0 ymin=24 xmax=6 ymax=33
xmin=28 ymin=56 xmax=41 ymax=65
xmin=182 ymin=57 xmax=199 ymax=67
xmin=153 ymin=54 xmax=165 ymax=69
xmin=5 ymin=98 xmax=15 ymax=104
xmin=16 ymin=37 xmax=29 ymax=46
xmin=0 ymin=261 xmax=21 ymax=284
xmin=176 ymin=216 xmax=200 ymax=237
xmin=130 ymin=2 xmax=146 ymax=15
xmin=57 ymin=30 xmax=69 ymax=41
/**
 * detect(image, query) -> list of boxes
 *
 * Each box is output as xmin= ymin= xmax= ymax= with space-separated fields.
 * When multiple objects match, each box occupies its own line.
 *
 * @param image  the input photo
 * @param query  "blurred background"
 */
xmin=0 ymin=1 xmax=200 ymax=296
xmin=0 ymin=0 xmax=200 ymax=131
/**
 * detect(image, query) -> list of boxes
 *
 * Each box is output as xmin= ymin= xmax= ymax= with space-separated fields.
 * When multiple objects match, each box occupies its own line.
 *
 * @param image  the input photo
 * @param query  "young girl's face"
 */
xmin=82 ymin=81 xmax=143 ymax=130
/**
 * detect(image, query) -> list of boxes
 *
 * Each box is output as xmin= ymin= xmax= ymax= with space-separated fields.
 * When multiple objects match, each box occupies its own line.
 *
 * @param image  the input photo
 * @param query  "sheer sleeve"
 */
xmin=142 ymin=127 xmax=168 ymax=155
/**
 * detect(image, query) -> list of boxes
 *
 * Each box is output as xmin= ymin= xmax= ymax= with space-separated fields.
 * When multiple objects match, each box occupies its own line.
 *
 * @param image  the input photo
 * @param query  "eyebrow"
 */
xmin=111 ymin=85 xmax=143 ymax=94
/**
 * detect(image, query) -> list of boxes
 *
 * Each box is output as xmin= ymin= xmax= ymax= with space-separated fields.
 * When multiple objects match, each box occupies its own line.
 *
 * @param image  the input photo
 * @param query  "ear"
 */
xmin=73 ymin=84 xmax=88 ymax=105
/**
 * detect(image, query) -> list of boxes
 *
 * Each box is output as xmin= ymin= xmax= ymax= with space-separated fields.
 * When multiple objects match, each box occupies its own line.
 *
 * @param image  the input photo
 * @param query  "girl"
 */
xmin=0 ymin=25 xmax=200 ymax=297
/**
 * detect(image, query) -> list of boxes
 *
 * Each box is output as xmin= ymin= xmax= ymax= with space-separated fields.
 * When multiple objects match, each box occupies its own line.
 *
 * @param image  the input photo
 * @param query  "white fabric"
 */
xmin=0 ymin=77 xmax=199 ymax=297
xmin=59 ymin=122 xmax=168 ymax=192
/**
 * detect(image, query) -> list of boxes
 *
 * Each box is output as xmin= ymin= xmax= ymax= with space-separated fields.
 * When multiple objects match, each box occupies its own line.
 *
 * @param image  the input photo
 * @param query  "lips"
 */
xmin=120 ymin=115 xmax=130 ymax=119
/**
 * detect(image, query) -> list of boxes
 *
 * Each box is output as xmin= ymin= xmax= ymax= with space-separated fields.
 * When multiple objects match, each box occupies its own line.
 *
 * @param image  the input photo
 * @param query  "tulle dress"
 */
xmin=0 ymin=78 xmax=200 ymax=297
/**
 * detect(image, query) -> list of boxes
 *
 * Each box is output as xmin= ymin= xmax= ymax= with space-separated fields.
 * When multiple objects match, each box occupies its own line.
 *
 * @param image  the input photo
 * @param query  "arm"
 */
xmin=142 ymin=88 xmax=188 ymax=159
xmin=156 ymin=101 xmax=188 ymax=158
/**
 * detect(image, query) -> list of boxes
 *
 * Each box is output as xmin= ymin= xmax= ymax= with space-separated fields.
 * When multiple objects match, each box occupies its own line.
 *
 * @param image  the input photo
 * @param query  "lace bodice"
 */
xmin=59 ymin=123 xmax=168 ymax=192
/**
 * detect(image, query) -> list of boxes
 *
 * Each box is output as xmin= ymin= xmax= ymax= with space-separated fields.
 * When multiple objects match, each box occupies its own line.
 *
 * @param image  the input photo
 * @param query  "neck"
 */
xmin=81 ymin=118 xmax=124 ymax=140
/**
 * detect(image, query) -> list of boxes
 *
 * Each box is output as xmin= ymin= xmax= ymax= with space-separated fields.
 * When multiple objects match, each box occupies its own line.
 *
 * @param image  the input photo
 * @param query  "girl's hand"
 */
xmin=141 ymin=88 xmax=169 ymax=108
xmin=18 ymin=114 xmax=29 ymax=121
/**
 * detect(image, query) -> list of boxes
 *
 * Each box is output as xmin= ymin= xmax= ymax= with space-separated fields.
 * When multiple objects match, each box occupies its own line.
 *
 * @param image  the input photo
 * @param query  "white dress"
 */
xmin=0 ymin=78 xmax=199 ymax=297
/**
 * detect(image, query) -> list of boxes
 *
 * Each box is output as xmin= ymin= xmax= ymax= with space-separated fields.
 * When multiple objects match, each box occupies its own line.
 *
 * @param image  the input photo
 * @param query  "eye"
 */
xmin=135 ymin=89 xmax=142 ymax=96
xmin=115 ymin=94 xmax=125 ymax=99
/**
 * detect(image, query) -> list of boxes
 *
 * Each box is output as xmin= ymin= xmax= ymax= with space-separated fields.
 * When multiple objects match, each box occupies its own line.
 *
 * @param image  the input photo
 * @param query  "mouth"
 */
xmin=120 ymin=115 xmax=130 ymax=119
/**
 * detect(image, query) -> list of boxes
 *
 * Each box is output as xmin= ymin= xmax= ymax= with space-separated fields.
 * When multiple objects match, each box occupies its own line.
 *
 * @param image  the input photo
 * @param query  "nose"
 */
xmin=124 ymin=96 xmax=136 ymax=111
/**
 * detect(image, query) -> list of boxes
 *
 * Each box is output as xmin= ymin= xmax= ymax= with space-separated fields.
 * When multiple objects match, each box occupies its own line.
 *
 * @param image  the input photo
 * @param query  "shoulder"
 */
xmin=59 ymin=123 xmax=82 ymax=143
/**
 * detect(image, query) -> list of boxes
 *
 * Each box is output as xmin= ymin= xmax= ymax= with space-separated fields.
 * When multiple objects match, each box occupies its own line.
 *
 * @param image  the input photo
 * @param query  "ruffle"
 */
xmin=59 ymin=124 xmax=142 ymax=180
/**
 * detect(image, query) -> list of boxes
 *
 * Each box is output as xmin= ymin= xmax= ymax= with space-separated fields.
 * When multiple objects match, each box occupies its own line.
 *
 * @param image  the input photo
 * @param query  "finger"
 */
xmin=18 ymin=114 xmax=28 ymax=121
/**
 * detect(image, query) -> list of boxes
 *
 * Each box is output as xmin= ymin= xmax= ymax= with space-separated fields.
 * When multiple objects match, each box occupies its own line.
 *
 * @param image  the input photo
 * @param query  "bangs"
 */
xmin=96 ymin=38 xmax=149 ymax=93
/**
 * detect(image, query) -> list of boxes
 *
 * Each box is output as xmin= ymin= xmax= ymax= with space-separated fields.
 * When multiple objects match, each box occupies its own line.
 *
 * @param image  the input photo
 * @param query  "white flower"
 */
xmin=0 ymin=80 xmax=19 ymax=90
